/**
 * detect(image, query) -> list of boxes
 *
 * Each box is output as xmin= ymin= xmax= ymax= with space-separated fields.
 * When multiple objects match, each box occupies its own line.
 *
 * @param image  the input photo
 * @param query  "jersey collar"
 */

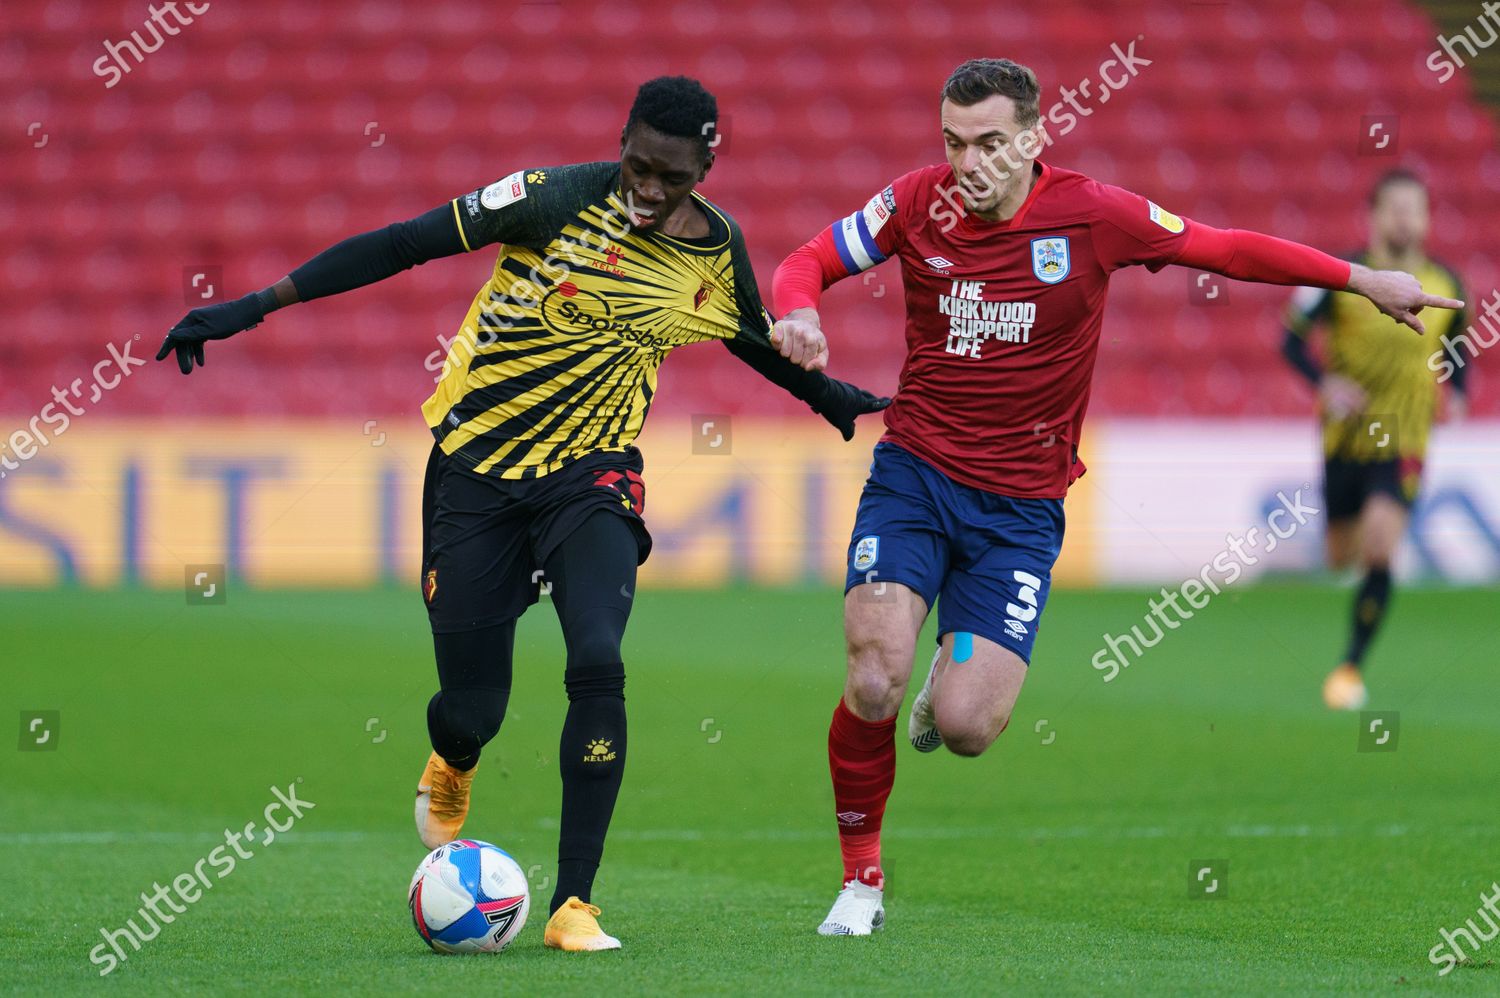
xmin=958 ymin=161 xmax=1051 ymax=231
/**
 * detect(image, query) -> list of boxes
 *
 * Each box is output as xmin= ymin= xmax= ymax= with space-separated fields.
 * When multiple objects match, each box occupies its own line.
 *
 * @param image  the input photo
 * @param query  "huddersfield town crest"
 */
xmin=853 ymin=535 xmax=879 ymax=571
xmin=1031 ymin=236 xmax=1070 ymax=284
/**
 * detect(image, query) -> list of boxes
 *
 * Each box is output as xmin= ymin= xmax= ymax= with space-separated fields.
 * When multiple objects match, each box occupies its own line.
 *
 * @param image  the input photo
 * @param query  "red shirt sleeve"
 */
xmin=772 ymin=180 xmax=907 ymax=316
xmin=1088 ymin=179 xmax=1350 ymax=288
xmin=1087 ymin=181 xmax=1194 ymax=273
xmin=1176 ymin=224 xmax=1351 ymax=289
xmin=771 ymin=229 xmax=844 ymax=316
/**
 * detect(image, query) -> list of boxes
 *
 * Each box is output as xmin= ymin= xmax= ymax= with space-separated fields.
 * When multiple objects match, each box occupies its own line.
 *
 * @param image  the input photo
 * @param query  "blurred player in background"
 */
xmin=1281 ymin=169 xmax=1469 ymax=711
xmin=771 ymin=59 xmax=1463 ymax=936
xmin=157 ymin=76 xmax=886 ymax=952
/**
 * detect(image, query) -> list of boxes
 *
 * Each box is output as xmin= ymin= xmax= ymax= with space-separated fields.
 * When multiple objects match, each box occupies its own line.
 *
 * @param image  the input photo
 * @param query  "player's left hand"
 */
xmin=1348 ymin=264 xmax=1464 ymax=335
xmin=812 ymin=379 xmax=892 ymax=441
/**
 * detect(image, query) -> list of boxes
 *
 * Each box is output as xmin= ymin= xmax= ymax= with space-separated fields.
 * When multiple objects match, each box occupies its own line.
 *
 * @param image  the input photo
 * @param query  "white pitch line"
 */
xmin=1 ymin=823 xmax=1480 ymax=847
xmin=0 ymin=831 xmax=377 ymax=846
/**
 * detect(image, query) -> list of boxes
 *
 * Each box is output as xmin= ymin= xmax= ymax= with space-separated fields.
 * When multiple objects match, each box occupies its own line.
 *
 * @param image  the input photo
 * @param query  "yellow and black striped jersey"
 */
xmin=421 ymin=162 xmax=778 ymax=479
xmin=1286 ymin=252 xmax=1466 ymax=461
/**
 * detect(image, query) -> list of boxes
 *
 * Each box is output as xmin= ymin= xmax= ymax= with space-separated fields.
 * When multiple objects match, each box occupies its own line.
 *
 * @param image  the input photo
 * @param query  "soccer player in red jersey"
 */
xmin=767 ymin=59 xmax=1463 ymax=935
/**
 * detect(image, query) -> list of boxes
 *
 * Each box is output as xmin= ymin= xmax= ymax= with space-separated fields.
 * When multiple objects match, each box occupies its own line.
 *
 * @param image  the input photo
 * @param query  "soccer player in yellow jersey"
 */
xmin=1281 ymin=169 xmax=1469 ymax=710
xmin=156 ymin=77 xmax=888 ymax=950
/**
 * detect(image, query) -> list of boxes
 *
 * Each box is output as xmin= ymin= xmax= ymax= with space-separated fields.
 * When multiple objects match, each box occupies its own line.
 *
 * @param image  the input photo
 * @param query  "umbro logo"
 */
xmin=924 ymin=256 xmax=954 ymax=272
xmin=836 ymin=811 xmax=867 ymax=826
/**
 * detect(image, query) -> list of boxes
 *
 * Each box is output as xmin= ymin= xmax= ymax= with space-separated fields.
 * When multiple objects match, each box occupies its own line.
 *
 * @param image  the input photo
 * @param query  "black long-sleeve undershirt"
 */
xmin=286 ymin=204 xmax=464 ymax=302
xmin=720 ymin=335 xmax=834 ymax=407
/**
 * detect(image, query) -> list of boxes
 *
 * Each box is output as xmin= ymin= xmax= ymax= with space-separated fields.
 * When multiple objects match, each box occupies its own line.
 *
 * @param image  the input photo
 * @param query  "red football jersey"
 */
xmin=827 ymin=161 xmax=1195 ymax=499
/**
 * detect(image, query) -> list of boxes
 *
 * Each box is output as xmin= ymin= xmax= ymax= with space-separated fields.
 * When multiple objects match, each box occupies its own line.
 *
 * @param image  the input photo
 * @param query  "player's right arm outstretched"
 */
xmin=156 ymin=173 xmax=555 ymax=374
xmin=156 ymin=204 xmax=468 ymax=374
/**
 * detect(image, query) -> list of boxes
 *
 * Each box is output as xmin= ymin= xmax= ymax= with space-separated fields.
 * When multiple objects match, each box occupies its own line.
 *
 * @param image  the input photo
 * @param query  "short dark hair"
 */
xmin=941 ymin=58 xmax=1041 ymax=129
xmin=1368 ymin=168 xmax=1427 ymax=207
xmin=624 ymin=76 xmax=719 ymax=159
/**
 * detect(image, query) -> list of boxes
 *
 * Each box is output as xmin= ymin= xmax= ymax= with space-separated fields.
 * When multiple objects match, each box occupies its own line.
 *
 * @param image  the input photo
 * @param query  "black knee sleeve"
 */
xmin=427 ymin=621 xmax=515 ymax=768
xmin=427 ymin=687 xmax=510 ymax=767
xmin=565 ymin=626 xmax=626 ymax=675
xmin=543 ymin=509 xmax=636 ymax=673
xmin=563 ymin=662 xmax=626 ymax=702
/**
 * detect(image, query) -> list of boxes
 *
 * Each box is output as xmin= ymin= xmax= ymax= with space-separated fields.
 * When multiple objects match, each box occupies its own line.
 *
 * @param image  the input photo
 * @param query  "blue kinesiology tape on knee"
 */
xmin=953 ymin=631 xmax=974 ymax=664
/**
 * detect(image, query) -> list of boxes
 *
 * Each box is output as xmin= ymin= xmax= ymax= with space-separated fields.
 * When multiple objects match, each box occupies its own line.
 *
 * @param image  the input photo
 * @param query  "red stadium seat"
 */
xmin=2 ymin=0 xmax=1491 ymax=417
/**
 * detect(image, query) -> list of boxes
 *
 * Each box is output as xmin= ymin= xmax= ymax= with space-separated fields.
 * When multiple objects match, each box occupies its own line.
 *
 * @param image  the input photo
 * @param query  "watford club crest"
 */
xmin=423 ymin=569 xmax=438 ymax=604
xmin=693 ymin=280 xmax=714 ymax=311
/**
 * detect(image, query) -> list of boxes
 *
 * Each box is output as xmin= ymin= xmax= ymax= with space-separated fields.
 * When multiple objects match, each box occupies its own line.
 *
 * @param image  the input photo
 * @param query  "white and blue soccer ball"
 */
xmin=408 ymin=839 xmax=531 ymax=953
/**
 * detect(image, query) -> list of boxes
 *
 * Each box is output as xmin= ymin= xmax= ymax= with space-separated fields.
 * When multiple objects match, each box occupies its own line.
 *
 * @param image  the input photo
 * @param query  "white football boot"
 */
xmin=817 ymin=879 xmax=886 ymax=936
xmin=908 ymin=648 xmax=943 ymax=752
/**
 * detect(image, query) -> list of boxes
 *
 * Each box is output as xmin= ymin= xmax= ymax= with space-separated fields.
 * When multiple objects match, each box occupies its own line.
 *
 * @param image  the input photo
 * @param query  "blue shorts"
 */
xmin=844 ymin=442 xmax=1065 ymax=664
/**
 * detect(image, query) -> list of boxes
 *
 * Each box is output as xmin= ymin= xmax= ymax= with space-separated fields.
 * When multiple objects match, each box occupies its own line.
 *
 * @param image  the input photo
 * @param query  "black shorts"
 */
xmin=420 ymin=445 xmax=651 ymax=633
xmin=1323 ymin=456 xmax=1423 ymax=521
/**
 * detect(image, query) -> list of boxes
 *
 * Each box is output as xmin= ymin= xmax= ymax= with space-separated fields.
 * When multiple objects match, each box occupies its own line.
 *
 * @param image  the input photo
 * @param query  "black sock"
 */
xmin=554 ymin=859 xmax=600 ymax=910
xmin=550 ymin=665 xmax=627 ymax=913
xmin=1345 ymin=567 xmax=1393 ymax=668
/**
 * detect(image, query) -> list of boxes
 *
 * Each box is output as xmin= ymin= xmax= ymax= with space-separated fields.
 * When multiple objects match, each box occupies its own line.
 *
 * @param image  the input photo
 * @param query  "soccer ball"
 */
xmin=408 ymin=839 xmax=531 ymax=953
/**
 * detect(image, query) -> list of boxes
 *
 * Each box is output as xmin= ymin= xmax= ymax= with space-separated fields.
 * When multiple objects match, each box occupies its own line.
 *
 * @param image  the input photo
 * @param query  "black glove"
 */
xmin=155 ymin=292 xmax=267 ymax=374
xmin=811 ymin=379 xmax=892 ymax=441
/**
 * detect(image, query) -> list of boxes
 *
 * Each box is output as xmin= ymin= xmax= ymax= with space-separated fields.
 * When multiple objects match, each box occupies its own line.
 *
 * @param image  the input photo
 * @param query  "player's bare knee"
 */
xmin=844 ymin=663 xmax=904 ymax=719
xmin=940 ymin=726 xmax=997 ymax=757
xmin=938 ymin=709 xmax=1008 ymax=757
xmin=844 ymin=632 xmax=911 ymax=717
xmin=942 ymin=735 xmax=986 ymax=757
xmin=1359 ymin=529 xmax=1399 ymax=569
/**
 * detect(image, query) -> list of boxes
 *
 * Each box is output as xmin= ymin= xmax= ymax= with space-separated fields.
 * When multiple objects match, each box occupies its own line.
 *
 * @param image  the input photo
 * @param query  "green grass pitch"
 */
xmin=3 ymin=583 xmax=1498 ymax=995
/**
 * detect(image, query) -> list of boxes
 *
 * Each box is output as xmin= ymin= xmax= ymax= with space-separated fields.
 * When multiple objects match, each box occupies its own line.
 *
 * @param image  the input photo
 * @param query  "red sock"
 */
xmin=827 ymin=697 xmax=895 ymax=889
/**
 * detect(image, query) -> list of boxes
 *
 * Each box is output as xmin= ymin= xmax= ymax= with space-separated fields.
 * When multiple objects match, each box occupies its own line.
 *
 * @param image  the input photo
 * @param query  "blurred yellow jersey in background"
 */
xmin=1285 ymin=254 xmax=1465 ymax=462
